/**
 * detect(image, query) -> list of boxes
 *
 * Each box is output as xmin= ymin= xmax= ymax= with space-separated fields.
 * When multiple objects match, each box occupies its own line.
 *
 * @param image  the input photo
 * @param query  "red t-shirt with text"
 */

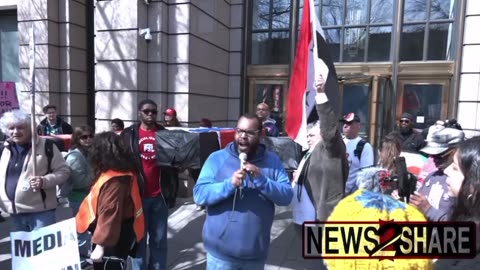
xmin=139 ymin=127 xmax=161 ymax=197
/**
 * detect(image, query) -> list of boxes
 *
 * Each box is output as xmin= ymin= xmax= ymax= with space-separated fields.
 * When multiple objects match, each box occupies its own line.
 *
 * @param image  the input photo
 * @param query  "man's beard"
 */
xmin=399 ymin=126 xmax=411 ymax=135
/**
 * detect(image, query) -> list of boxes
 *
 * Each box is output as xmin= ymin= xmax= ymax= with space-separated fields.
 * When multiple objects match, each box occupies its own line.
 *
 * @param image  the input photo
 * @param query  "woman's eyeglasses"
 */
xmin=79 ymin=134 xmax=94 ymax=140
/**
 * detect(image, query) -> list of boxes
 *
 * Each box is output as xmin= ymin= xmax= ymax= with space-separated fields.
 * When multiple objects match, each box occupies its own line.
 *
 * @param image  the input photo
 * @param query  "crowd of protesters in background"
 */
xmin=1 ymin=92 xmax=480 ymax=270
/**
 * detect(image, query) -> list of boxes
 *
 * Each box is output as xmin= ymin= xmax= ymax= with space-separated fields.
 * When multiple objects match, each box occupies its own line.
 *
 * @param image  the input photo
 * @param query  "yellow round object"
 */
xmin=323 ymin=189 xmax=433 ymax=270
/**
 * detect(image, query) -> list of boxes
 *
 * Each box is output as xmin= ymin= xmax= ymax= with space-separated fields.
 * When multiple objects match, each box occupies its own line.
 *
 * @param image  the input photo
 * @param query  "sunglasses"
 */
xmin=80 ymin=134 xmax=94 ymax=140
xmin=235 ymin=128 xmax=260 ymax=137
xmin=399 ymin=119 xmax=411 ymax=124
xmin=141 ymin=109 xmax=158 ymax=115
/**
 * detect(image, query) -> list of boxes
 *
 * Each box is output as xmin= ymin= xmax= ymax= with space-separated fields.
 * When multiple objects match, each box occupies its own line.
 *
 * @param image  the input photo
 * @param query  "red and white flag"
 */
xmin=285 ymin=0 xmax=340 ymax=149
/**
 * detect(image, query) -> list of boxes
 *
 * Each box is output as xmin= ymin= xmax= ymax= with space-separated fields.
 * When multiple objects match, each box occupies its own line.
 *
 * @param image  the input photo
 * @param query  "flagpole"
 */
xmin=28 ymin=25 xmax=37 ymax=189
xmin=309 ymin=0 xmax=320 ymax=74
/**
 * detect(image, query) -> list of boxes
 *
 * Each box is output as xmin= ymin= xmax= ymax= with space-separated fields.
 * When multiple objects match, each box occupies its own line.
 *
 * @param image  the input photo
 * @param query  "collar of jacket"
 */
xmin=4 ymin=135 xmax=42 ymax=149
xmin=41 ymin=117 xmax=64 ymax=126
xmin=131 ymin=122 xmax=165 ymax=133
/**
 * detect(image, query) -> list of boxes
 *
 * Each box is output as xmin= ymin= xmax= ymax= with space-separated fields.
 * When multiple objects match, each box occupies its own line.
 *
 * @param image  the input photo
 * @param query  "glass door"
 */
xmin=339 ymin=76 xmax=373 ymax=138
xmin=248 ymin=79 xmax=289 ymax=134
xmin=397 ymin=79 xmax=450 ymax=130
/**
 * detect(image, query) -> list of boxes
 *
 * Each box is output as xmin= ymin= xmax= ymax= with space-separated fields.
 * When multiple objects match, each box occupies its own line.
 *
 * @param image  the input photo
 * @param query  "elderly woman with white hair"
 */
xmin=0 ymin=109 xmax=70 ymax=231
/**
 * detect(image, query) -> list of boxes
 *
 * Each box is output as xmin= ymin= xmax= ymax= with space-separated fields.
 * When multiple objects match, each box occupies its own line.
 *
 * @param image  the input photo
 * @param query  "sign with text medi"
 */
xmin=10 ymin=218 xmax=81 ymax=270
xmin=303 ymin=221 xmax=477 ymax=260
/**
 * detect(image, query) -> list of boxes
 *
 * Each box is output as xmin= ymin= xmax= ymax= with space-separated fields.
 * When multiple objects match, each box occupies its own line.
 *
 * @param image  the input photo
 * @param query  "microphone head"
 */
xmin=239 ymin=152 xmax=247 ymax=161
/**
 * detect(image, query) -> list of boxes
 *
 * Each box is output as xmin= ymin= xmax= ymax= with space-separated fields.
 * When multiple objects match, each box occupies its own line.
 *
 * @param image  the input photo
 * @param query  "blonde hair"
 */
xmin=378 ymin=134 xmax=401 ymax=174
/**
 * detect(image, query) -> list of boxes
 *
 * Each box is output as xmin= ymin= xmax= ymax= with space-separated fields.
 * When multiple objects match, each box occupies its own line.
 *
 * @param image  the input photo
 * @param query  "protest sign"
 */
xmin=0 ymin=82 xmax=20 ymax=115
xmin=10 ymin=218 xmax=81 ymax=270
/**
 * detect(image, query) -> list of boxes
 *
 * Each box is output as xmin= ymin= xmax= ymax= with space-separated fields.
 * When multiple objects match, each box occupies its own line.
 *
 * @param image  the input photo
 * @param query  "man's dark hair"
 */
xmin=42 ymin=104 xmax=57 ymax=114
xmin=137 ymin=99 xmax=157 ymax=111
xmin=111 ymin=118 xmax=124 ymax=129
xmin=239 ymin=113 xmax=263 ymax=131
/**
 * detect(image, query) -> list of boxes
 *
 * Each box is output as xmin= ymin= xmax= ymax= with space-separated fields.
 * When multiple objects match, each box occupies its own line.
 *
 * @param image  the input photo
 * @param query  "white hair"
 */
xmin=0 ymin=110 xmax=32 ymax=133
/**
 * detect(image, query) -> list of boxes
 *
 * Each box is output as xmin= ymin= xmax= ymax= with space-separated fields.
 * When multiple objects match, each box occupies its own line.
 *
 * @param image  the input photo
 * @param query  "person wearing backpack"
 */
xmin=341 ymin=113 xmax=374 ymax=195
xmin=0 ymin=110 xmax=70 ymax=232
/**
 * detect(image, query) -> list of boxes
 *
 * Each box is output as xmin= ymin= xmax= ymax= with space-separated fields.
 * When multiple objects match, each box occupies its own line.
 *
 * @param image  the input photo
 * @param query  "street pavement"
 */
xmin=0 ymin=197 xmax=308 ymax=270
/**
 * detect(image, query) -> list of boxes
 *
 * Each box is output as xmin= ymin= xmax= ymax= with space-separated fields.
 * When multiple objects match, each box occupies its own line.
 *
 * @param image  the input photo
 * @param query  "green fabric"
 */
xmin=68 ymin=190 xmax=88 ymax=202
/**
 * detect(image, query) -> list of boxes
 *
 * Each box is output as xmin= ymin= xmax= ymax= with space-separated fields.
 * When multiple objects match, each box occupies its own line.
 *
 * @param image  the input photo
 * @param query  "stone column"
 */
xmin=457 ymin=0 xmax=480 ymax=137
xmin=94 ymin=0 xmax=149 ymax=131
xmin=18 ymin=0 xmax=88 ymax=126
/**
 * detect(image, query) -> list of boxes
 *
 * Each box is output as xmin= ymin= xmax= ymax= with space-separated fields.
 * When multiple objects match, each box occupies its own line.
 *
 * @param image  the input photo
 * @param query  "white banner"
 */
xmin=10 ymin=218 xmax=81 ymax=270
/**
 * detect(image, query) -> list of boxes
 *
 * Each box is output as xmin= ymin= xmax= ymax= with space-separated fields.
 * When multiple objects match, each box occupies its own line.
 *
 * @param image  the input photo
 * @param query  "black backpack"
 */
xmin=353 ymin=139 xmax=367 ymax=161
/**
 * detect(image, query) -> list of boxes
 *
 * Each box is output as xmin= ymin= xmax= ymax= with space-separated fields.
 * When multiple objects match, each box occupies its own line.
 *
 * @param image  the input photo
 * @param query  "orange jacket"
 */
xmin=76 ymin=170 xmax=145 ymax=242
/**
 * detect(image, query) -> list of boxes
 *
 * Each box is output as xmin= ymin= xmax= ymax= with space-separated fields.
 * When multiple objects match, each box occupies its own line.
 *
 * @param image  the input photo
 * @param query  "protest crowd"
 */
xmin=1 ymin=2 xmax=480 ymax=270
xmin=0 ymin=68 xmax=479 ymax=270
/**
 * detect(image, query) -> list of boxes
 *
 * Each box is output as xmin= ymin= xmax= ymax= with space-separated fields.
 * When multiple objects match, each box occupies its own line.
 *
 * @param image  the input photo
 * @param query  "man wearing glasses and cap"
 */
xmin=390 ymin=112 xmax=425 ymax=153
xmin=406 ymin=126 xmax=465 ymax=221
xmin=340 ymin=113 xmax=374 ymax=195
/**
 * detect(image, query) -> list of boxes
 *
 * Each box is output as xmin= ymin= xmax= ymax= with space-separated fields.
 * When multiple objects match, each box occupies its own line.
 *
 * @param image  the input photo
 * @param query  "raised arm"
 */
xmin=314 ymin=75 xmax=339 ymax=143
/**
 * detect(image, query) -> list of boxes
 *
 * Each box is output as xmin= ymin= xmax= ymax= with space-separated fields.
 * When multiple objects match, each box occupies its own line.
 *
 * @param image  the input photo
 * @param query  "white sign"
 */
xmin=10 ymin=218 xmax=81 ymax=270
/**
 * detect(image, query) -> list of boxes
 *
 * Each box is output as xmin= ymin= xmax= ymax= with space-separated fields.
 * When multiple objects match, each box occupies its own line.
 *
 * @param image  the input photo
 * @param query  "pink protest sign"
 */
xmin=0 ymin=82 xmax=20 ymax=115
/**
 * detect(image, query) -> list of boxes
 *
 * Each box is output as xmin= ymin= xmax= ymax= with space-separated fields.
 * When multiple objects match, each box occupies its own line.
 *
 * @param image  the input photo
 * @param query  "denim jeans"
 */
xmin=131 ymin=195 xmax=168 ymax=270
xmin=206 ymin=253 xmax=265 ymax=270
xmin=10 ymin=209 xmax=56 ymax=232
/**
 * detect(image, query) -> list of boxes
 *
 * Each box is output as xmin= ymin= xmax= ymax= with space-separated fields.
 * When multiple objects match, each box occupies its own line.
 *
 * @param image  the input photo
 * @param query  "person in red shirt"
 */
xmin=121 ymin=99 xmax=175 ymax=270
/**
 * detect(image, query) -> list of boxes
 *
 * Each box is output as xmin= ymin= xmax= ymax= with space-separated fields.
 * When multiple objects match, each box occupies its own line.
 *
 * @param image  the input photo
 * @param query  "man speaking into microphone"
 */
xmin=194 ymin=113 xmax=293 ymax=269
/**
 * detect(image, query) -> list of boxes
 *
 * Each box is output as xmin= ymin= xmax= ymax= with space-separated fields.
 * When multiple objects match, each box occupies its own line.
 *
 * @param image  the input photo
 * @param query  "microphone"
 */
xmin=239 ymin=152 xmax=247 ymax=189
xmin=239 ymin=152 xmax=247 ymax=170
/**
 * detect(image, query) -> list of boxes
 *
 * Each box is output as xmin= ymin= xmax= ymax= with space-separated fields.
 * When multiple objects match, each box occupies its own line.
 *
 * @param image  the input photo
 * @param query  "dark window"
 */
xmin=368 ymin=26 xmax=392 ymax=61
xmin=319 ymin=0 xmax=394 ymax=62
xmin=343 ymin=27 xmax=367 ymax=62
xmin=249 ymin=0 xmax=292 ymax=64
xmin=401 ymin=0 xmax=455 ymax=61
xmin=0 ymin=10 xmax=19 ymax=82
xmin=402 ymin=84 xmax=444 ymax=129
xmin=401 ymin=24 xmax=425 ymax=61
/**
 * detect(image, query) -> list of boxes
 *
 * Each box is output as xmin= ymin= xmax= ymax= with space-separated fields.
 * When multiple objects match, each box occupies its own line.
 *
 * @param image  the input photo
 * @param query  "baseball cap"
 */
xmin=164 ymin=108 xmax=177 ymax=116
xmin=420 ymin=127 xmax=465 ymax=155
xmin=340 ymin=112 xmax=360 ymax=123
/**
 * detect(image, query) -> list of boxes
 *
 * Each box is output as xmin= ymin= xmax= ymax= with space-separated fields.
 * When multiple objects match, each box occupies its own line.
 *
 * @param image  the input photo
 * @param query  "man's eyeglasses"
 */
xmin=399 ymin=119 xmax=411 ymax=124
xmin=80 ymin=134 xmax=94 ymax=140
xmin=141 ymin=109 xmax=158 ymax=115
xmin=235 ymin=128 xmax=260 ymax=137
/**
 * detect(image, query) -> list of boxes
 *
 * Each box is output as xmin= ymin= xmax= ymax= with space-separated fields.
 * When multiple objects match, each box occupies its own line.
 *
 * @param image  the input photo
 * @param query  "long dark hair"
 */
xmin=450 ymin=136 xmax=480 ymax=223
xmin=89 ymin=132 xmax=136 ymax=179
xmin=70 ymin=125 xmax=94 ymax=155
